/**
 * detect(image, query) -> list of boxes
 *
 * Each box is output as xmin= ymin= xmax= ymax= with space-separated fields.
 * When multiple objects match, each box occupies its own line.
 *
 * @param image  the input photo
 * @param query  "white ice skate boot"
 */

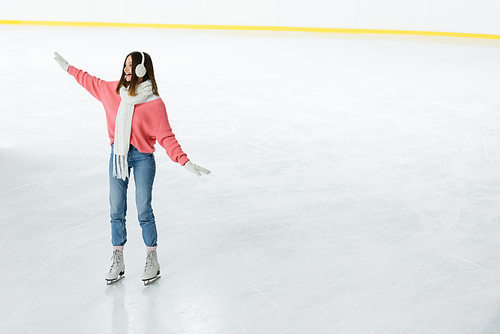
xmin=105 ymin=249 xmax=125 ymax=285
xmin=142 ymin=251 xmax=161 ymax=286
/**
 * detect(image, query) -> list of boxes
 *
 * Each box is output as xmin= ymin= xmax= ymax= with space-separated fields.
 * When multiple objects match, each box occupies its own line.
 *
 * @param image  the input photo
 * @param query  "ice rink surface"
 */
xmin=2 ymin=24 xmax=500 ymax=333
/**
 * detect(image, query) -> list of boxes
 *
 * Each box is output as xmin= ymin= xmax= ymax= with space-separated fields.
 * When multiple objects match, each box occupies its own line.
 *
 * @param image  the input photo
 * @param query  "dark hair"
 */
xmin=115 ymin=51 xmax=159 ymax=97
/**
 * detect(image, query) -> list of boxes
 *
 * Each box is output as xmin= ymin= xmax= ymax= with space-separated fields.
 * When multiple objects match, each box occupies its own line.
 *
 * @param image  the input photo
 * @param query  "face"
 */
xmin=124 ymin=55 xmax=133 ymax=82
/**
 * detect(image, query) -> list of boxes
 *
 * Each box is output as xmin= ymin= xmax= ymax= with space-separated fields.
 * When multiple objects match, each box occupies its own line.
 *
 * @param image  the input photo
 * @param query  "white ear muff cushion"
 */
xmin=135 ymin=64 xmax=147 ymax=77
xmin=135 ymin=52 xmax=147 ymax=77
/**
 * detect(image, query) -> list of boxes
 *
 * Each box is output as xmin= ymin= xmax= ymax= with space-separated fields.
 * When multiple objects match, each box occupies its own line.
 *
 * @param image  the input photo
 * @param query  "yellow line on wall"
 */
xmin=2 ymin=20 xmax=500 ymax=40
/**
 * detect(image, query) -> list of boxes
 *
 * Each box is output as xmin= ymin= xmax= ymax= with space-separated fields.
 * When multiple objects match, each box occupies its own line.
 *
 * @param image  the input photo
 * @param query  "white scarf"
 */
xmin=113 ymin=80 xmax=154 ymax=180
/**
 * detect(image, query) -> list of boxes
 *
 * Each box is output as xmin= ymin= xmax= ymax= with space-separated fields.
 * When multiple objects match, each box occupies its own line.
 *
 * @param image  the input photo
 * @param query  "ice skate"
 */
xmin=142 ymin=250 xmax=161 ymax=286
xmin=105 ymin=249 xmax=125 ymax=285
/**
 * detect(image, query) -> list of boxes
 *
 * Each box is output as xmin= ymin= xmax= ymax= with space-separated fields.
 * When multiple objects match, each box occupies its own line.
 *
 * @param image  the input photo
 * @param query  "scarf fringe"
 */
xmin=113 ymin=154 xmax=129 ymax=181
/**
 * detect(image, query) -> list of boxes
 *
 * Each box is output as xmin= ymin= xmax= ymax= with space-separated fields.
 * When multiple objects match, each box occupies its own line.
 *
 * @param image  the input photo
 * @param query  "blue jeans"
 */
xmin=109 ymin=145 xmax=157 ymax=247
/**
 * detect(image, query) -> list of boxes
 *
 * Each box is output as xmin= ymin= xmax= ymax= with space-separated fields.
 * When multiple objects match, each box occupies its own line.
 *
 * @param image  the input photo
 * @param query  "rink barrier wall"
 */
xmin=2 ymin=20 xmax=500 ymax=40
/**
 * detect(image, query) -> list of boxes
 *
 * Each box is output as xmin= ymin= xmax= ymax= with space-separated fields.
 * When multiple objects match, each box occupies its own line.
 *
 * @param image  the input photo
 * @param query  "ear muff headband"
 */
xmin=135 ymin=52 xmax=147 ymax=78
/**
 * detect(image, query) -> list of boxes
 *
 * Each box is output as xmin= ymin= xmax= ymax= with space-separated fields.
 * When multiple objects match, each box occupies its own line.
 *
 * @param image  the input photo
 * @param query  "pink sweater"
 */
xmin=68 ymin=66 xmax=189 ymax=166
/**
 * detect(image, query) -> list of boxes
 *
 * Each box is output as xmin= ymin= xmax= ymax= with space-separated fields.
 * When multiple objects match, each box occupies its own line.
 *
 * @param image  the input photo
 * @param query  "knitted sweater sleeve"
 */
xmin=68 ymin=66 xmax=106 ymax=102
xmin=155 ymin=104 xmax=190 ymax=166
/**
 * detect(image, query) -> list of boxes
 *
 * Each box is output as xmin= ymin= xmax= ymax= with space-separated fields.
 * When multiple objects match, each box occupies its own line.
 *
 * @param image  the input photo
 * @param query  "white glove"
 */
xmin=54 ymin=52 xmax=70 ymax=72
xmin=184 ymin=161 xmax=211 ymax=176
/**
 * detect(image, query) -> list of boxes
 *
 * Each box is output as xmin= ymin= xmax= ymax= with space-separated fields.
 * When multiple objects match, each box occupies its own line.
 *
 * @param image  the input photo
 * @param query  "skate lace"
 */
xmin=109 ymin=250 xmax=122 ymax=272
xmin=144 ymin=252 xmax=156 ymax=273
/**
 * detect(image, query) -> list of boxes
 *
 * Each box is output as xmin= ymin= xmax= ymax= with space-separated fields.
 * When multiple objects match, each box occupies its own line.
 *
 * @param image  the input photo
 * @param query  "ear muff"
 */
xmin=135 ymin=52 xmax=147 ymax=78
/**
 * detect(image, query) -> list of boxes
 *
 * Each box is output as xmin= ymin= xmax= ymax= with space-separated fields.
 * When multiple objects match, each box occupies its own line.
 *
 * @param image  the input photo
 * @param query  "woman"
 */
xmin=54 ymin=51 xmax=210 ymax=285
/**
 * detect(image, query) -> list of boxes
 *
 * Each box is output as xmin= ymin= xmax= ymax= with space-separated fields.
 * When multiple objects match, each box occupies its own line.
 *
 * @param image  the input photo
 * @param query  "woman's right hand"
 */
xmin=54 ymin=52 xmax=70 ymax=72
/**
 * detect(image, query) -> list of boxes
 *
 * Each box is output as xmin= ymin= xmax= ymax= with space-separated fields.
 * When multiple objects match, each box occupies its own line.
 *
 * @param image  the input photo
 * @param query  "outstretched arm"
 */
xmin=155 ymin=104 xmax=210 ymax=177
xmin=54 ymin=52 xmax=107 ymax=102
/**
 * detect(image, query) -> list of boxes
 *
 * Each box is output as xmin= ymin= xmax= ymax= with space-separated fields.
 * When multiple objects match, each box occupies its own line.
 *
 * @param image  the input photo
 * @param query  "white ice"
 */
xmin=2 ymin=25 xmax=500 ymax=333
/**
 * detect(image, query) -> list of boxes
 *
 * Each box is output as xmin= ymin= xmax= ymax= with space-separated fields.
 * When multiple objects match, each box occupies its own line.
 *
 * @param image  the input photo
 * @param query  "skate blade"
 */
xmin=106 ymin=275 xmax=125 ymax=285
xmin=143 ymin=275 xmax=161 ymax=286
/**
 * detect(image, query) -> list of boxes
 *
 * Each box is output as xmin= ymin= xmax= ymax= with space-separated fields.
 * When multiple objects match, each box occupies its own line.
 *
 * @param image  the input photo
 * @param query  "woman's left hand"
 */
xmin=184 ymin=161 xmax=211 ymax=176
